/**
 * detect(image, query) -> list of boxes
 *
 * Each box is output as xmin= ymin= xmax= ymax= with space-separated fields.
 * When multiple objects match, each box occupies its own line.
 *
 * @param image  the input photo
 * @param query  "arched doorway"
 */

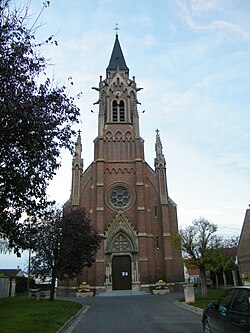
xmin=112 ymin=255 xmax=132 ymax=290
xmin=104 ymin=211 xmax=140 ymax=291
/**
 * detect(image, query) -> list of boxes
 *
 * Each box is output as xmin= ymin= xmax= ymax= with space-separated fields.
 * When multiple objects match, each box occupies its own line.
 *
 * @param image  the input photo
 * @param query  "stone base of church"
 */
xmin=95 ymin=281 xmax=141 ymax=293
xmin=57 ymin=281 xmax=142 ymax=296
xmin=56 ymin=281 xmax=185 ymax=297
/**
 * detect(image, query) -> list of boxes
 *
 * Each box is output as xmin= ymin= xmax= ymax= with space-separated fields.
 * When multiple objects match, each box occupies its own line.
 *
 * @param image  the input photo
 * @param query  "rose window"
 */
xmin=109 ymin=186 xmax=130 ymax=208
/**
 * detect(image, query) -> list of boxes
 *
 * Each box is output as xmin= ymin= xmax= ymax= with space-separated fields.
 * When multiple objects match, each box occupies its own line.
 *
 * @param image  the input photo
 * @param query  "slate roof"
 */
xmin=107 ymin=35 xmax=129 ymax=71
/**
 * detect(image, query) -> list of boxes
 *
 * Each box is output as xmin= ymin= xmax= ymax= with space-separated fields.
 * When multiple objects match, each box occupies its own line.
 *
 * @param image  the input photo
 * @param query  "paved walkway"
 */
xmin=59 ymin=292 xmax=203 ymax=333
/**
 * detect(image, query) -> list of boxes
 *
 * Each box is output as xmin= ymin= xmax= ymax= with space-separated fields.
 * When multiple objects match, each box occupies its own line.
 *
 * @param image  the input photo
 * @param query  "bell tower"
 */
xmin=64 ymin=32 xmax=184 ymax=292
xmin=92 ymin=33 xmax=143 ymax=164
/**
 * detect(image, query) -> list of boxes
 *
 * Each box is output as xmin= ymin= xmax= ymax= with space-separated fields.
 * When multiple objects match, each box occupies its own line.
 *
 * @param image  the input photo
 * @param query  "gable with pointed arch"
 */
xmin=105 ymin=211 xmax=138 ymax=254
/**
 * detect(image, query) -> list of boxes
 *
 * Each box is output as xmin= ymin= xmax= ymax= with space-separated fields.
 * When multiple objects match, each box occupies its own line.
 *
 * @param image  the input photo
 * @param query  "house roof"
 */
xmin=186 ymin=267 xmax=200 ymax=276
xmin=0 ymin=269 xmax=24 ymax=277
xmin=223 ymin=247 xmax=237 ymax=258
xmin=106 ymin=35 xmax=129 ymax=71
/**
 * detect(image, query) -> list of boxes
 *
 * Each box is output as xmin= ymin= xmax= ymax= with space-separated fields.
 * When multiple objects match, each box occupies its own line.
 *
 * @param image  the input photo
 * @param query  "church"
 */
xmin=65 ymin=33 xmax=184 ymax=292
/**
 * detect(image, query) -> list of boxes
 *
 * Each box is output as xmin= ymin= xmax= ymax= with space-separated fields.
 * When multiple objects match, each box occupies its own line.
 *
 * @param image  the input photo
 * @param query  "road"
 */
xmin=60 ymin=292 xmax=203 ymax=333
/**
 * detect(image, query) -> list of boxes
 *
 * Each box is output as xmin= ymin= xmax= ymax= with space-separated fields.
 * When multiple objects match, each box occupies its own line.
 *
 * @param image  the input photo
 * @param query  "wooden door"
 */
xmin=112 ymin=256 xmax=132 ymax=290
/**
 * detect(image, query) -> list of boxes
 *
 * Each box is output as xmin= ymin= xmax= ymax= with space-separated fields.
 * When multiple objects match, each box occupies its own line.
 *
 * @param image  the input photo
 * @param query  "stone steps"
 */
xmin=96 ymin=290 xmax=149 ymax=297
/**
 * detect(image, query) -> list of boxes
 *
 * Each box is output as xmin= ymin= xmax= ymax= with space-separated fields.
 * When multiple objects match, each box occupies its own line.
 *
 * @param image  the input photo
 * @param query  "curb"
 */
xmin=57 ymin=305 xmax=89 ymax=333
xmin=176 ymin=300 xmax=203 ymax=315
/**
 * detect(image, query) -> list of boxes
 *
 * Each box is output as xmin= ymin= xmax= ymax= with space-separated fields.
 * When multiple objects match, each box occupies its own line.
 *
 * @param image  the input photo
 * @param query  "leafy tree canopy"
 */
xmin=178 ymin=217 xmax=222 ymax=267
xmin=0 ymin=1 xmax=80 ymax=251
xmin=31 ymin=206 xmax=101 ymax=301
xmin=173 ymin=217 xmax=222 ymax=298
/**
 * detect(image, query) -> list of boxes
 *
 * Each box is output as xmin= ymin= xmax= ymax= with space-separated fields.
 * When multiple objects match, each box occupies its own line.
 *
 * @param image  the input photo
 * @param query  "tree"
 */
xmin=31 ymin=206 xmax=101 ymax=301
xmin=220 ymin=255 xmax=236 ymax=289
xmin=0 ymin=1 xmax=80 ymax=252
xmin=223 ymin=236 xmax=239 ymax=248
xmin=205 ymin=236 xmax=239 ymax=289
xmin=208 ymin=248 xmax=238 ymax=289
xmin=206 ymin=248 xmax=223 ymax=289
xmin=221 ymin=237 xmax=239 ymax=288
xmin=0 ymin=234 xmax=11 ymax=254
xmin=174 ymin=217 xmax=222 ymax=298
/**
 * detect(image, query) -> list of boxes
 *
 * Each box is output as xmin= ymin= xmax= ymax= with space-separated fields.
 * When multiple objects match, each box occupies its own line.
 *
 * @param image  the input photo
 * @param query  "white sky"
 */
xmin=1 ymin=0 xmax=249 ymax=269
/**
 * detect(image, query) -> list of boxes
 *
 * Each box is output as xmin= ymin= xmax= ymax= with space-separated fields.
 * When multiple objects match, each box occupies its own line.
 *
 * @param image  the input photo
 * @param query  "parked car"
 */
xmin=202 ymin=286 xmax=250 ymax=333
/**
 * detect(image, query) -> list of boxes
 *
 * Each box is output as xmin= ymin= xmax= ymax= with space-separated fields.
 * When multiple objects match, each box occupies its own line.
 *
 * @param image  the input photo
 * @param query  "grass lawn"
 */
xmin=0 ymin=296 xmax=83 ymax=333
xmin=184 ymin=289 xmax=226 ymax=309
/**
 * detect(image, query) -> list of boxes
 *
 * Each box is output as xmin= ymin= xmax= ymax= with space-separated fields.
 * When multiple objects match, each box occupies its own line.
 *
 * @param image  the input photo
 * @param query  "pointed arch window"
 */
xmin=112 ymin=100 xmax=125 ymax=122
xmin=112 ymin=100 xmax=118 ymax=121
xmin=119 ymin=100 xmax=125 ymax=122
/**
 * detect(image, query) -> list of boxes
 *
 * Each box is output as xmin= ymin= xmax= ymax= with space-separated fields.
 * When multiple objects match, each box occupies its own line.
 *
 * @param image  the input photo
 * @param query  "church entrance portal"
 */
xmin=112 ymin=255 xmax=132 ymax=290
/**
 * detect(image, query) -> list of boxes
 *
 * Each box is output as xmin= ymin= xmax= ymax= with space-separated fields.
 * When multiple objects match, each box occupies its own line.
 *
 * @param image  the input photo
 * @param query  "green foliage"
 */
xmin=31 ymin=206 xmax=101 ymax=300
xmin=57 ymin=208 xmax=101 ymax=278
xmin=0 ymin=297 xmax=82 ymax=333
xmin=207 ymin=244 xmax=238 ymax=289
xmin=178 ymin=217 xmax=222 ymax=298
xmin=179 ymin=217 xmax=222 ymax=268
xmin=180 ymin=289 xmax=226 ymax=309
xmin=0 ymin=0 xmax=80 ymax=253
xmin=207 ymin=248 xmax=236 ymax=273
xmin=31 ymin=205 xmax=62 ymax=281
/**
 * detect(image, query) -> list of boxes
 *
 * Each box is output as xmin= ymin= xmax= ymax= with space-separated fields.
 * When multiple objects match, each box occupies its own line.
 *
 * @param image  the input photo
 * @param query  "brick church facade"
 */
xmin=65 ymin=34 xmax=184 ymax=291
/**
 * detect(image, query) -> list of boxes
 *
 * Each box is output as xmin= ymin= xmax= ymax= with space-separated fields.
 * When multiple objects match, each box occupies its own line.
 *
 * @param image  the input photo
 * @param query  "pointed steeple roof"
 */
xmin=73 ymin=130 xmax=83 ymax=167
xmin=155 ymin=129 xmax=166 ymax=168
xmin=107 ymin=35 xmax=129 ymax=71
xmin=155 ymin=129 xmax=163 ymax=156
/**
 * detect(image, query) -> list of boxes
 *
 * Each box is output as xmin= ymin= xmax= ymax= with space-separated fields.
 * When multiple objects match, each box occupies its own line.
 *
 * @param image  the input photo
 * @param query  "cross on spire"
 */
xmin=114 ymin=23 xmax=119 ymax=36
xmin=155 ymin=129 xmax=163 ymax=156
xmin=77 ymin=129 xmax=81 ymax=145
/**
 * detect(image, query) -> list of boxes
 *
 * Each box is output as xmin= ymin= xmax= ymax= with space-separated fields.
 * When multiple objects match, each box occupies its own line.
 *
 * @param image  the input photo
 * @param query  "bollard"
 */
xmin=183 ymin=284 xmax=195 ymax=303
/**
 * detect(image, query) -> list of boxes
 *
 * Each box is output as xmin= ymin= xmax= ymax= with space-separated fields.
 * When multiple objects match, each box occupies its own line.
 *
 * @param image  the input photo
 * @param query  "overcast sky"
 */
xmin=1 ymin=0 xmax=249 ymax=268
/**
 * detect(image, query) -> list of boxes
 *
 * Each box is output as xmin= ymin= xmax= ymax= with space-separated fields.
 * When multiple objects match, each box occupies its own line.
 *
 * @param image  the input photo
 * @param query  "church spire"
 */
xmin=154 ymin=129 xmax=166 ymax=168
xmin=106 ymin=34 xmax=129 ymax=72
xmin=75 ymin=130 xmax=82 ymax=159
xmin=154 ymin=129 xmax=168 ymax=204
xmin=71 ymin=130 xmax=83 ymax=206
